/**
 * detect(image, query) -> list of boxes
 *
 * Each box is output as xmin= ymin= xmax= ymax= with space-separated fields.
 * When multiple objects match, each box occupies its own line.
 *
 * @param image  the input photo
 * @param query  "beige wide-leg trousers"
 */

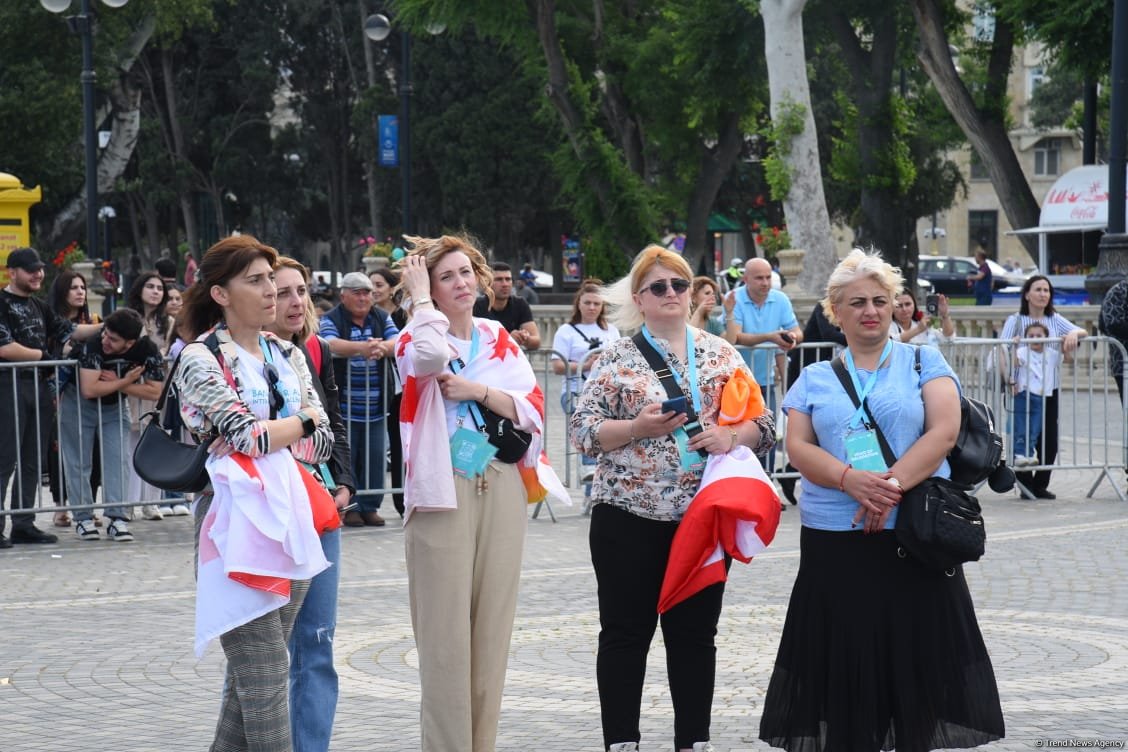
xmin=406 ymin=461 xmax=529 ymax=752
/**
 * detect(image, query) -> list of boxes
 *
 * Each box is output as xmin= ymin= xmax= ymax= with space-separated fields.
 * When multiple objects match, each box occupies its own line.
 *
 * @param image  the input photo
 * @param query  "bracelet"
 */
xmin=414 ymin=297 xmax=432 ymax=307
xmin=482 ymin=385 xmax=489 ymax=403
xmin=629 ymin=418 xmax=637 ymax=442
xmin=728 ymin=427 xmax=738 ymax=451
xmin=838 ymin=463 xmax=852 ymax=492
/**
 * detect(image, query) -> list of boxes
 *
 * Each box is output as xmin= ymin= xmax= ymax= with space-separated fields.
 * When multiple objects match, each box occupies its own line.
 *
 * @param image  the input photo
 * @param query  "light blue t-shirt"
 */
xmin=782 ymin=343 xmax=960 ymax=531
xmin=731 ymin=287 xmax=799 ymax=385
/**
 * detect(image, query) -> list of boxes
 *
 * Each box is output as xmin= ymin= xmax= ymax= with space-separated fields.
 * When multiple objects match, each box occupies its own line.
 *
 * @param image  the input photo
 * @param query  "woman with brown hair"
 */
xmin=688 ymin=276 xmax=725 ymax=335
xmin=395 ymin=233 xmax=565 ymax=751
xmin=174 ymin=235 xmax=334 ymax=752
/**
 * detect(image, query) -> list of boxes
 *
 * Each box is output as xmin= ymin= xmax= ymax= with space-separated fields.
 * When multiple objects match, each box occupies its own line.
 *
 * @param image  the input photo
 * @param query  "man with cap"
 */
xmin=0 ymin=247 xmax=100 ymax=547
xmin=319 ymin=271 xmax=399 ymax=526
xmin=723 ymin=257 xmax=744 ymax=292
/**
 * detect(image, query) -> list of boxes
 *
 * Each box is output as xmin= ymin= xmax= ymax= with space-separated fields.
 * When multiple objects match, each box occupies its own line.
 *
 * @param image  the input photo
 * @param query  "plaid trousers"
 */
xmin=195 ymin=493 xmax=311 ymax=752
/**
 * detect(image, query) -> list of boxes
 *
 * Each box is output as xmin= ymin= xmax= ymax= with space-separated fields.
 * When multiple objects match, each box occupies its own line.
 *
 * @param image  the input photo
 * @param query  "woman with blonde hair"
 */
xmin=267 ymin=256 xmax=354 ymax=752
xmin=759 ymin=249 xmax=1003 ymax=751
xmin=395 ymin=233 xmax=565 ymax=751
xmin=571 ymin=245 xmax=775 ymax=752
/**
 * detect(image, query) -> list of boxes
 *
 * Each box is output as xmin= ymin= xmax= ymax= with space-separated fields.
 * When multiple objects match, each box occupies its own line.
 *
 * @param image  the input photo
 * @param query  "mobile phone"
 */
xmin=925 ymin=294 xmax=939 ymax=316
xmin=660 ymin=396 xmax=687 ymax=415
xmin=779 ymin=332 xmax=794 ymax=344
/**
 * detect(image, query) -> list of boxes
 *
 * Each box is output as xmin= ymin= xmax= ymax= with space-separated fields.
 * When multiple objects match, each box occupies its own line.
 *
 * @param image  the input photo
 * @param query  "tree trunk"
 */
xmin=911 ymin=0 xmax=1040 ymax=259
xmin=759 ymin=0 xmax=838 ymax=295
xmin=684 ymin=112 xmax=744 ymax=276
xmin=158 ymin=49 xmax=201 ymax=259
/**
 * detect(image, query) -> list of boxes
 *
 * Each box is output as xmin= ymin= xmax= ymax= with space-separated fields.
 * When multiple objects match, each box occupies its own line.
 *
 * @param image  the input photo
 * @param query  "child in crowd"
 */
xmin=1011 ymin=322 xmax=1064 ymax=466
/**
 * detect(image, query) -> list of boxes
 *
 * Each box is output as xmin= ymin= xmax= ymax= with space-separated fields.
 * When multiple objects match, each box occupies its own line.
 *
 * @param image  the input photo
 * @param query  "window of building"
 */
xmin=968 ymin=210 xmax=998 ymax=257
xmin=1029 ymin=66 xmax=1048 ymax=99
xmin=970 ymin=150 xmax=989 ymax=180
xmin=972 ymin=3 xmax=996 ymax=43
xmin=1034 ymin=138 xmax=1061 ymax=177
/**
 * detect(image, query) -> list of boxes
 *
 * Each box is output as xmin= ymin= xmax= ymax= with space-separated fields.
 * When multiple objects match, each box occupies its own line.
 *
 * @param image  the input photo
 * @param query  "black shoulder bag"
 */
xmin=132 ymin=347 xmax=213 ymax=493
xmin=632 ymin=332 xmax=706 ymax=458
xmin=831 ymin=356 xmax=986 ymax=575
xmin=449 ymin=357 xmax=531 ymax=464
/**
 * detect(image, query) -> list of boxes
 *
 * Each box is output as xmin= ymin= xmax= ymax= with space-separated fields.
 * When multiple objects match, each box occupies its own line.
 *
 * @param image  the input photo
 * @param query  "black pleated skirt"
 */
xmin=758 ymin=527 xmax=1004 ymax=752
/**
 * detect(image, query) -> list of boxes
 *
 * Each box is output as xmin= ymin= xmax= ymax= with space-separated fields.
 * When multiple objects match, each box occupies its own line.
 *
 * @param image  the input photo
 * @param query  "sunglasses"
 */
xmin=639 ymin=278 xmax=690 ymax=297
xmin=263 ymin=362 xmax=286 ymax=415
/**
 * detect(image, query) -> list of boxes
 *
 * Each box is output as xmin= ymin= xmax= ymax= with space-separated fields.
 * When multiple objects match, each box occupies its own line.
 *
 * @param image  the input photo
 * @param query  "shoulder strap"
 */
xmin=569 ymin=322 xmax=594 ymax=344
xmin=831 ymin=356 xmax=897 ymax=468
xmin=630 ymin=332 xmax=705 ymax=447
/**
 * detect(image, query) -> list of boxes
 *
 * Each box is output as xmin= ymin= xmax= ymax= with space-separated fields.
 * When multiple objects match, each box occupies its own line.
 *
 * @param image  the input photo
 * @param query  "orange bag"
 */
xmin=717 ymin=369 xmax=765 ymax=425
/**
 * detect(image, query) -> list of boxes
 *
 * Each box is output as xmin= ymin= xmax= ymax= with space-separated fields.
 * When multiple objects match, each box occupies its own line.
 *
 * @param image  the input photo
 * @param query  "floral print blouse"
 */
xmin=570 ymin=327 xmax=776 ymax=521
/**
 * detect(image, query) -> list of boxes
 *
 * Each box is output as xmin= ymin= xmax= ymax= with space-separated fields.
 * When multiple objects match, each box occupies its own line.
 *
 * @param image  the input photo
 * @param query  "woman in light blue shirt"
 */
xmin=759 ymin=249 xmax=1004 ymax=752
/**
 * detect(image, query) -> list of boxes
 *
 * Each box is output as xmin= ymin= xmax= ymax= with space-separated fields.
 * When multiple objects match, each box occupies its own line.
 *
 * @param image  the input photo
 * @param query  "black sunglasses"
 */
xmin=639 ymin=278 xmax=690 ymax=297
xmin=263 ymin=362 xmax=286 ymax=415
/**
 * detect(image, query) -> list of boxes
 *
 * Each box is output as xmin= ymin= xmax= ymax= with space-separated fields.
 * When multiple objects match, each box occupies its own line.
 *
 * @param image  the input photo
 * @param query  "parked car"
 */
xmin=916 ymin=255 xmax=1027 ymax=295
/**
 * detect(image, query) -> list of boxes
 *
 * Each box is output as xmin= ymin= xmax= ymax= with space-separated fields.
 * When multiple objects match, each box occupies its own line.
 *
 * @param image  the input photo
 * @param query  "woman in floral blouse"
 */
xmin=569 ymin=245 xmax=775 ymax=752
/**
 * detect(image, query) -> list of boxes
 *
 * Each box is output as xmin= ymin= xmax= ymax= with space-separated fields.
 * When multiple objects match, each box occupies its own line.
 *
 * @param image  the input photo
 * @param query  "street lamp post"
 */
xmin=40 ymin=0 xmax=130 ymax=259
xmin=364 ymin=13 xmax=443 ymax=237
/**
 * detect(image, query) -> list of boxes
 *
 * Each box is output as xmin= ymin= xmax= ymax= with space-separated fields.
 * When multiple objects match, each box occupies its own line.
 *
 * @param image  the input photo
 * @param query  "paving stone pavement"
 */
xmin=4 ymin=463 xmax=1128 ymax=751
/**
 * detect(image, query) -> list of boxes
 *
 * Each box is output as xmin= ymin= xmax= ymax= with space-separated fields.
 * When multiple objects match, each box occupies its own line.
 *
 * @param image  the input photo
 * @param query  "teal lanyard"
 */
xmin=262 ymin=336 xmax=336 ymax=490
xmin=844 ymin=339 xmax=893 ymax=430
xmin=450 ymin=327 xmax=486 ymax=428
xmin=640 ymin=324 xmax=700 ymax=417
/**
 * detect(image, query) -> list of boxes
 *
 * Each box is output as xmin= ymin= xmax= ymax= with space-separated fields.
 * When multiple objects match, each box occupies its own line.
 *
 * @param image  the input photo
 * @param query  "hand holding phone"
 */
xmin=925 ymin=294 xmax=939 ymax=316
xmin=779 ymin=331 xmax=794 ymax=344
xmin=660 ymin=396 xmax=687 ymax=415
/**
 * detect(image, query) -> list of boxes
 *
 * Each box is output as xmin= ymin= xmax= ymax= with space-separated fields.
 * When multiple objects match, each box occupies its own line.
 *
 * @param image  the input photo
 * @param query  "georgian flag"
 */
xmin=658 ymin=446 xmax=781 ymax=613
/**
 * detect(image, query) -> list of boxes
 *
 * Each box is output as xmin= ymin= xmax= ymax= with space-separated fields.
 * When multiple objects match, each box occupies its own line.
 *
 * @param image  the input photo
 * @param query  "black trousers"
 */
xmin=589 ymin=503 xmax=726 ymax=750
xmin=0 ymin=375 xmax=45 ymax=530
xmin=1014 ymin=389 xmax=1058 ymax=493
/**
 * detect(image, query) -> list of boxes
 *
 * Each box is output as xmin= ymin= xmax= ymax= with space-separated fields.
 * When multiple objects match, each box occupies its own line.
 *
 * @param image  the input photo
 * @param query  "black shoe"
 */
xmin=10 ymin=526 xmax=59 ymax=544
xmin=0 ymin=534 xmax=11 ymax=549
xmin=1032 ymin=488 xmax=1056 ymax=500
xmin=779 ymin=477 xmax=798 ymax=505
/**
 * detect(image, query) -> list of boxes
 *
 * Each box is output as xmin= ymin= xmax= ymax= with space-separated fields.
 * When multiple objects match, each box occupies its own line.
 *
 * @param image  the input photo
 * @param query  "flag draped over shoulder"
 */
xmin=396 ymin=311 xmax=568 ymax=520
xmin=658 ymin=446 xmax=780 ymax=614
xmin=195 ymin=452 xmax=331 ymax=657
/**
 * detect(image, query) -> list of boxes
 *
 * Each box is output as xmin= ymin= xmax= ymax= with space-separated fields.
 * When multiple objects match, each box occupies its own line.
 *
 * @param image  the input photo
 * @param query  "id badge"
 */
xmin=673 ymin=427 xmax=706 ymax=473
xmin=844 ymin=428 xmax=887 ymax=472
xmin=450 ymin=426 xmax=497 ymax=478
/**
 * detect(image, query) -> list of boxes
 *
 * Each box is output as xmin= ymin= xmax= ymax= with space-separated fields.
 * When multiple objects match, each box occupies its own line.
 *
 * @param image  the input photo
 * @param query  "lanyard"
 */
xmin=640 ymin=324 xmax=700 ymax=417
xmin=450 ymin=327 xmax=486 ymax=429
xmin=843 ymin=338 xmax=893 ymax=430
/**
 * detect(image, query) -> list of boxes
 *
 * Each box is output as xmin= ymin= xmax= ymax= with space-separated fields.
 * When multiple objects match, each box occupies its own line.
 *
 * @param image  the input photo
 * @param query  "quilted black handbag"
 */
xmin=132 ymin=350 xmax=212 ymax=493
xmin=473 ymin=404 xmax=532 ymax=464
xmin=894 ymin=476 xmax=986 ymax=574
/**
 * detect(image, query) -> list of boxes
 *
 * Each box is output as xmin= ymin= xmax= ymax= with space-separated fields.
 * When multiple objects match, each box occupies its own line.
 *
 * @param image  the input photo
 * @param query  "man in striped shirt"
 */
xmin=319 ymin=272 xmax=399 ymax=526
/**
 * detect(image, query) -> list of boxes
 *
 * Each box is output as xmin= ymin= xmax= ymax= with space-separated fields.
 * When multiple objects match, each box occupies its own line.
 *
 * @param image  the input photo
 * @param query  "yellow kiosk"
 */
xmin=0 ymin=172 xmax=42 ymax=286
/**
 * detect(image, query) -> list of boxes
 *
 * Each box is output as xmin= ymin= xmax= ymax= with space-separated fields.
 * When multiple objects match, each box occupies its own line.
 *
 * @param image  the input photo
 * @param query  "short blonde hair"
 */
xmin=394 ymin=233 xmax=493 ymax=311
xmin=822 ymin=248 xmax=903 ymax=326
xmin=603 ymin=244 xmax=694 ymax=333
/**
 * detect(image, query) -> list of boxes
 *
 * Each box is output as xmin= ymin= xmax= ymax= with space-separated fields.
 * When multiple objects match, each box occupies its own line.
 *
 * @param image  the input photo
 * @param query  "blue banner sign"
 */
xmin=378 ymin=115 xmax=399 ymax=167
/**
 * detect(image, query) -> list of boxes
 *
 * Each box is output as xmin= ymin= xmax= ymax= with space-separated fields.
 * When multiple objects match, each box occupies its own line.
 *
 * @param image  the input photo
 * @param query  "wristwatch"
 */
xmin=297 ymin=410 xmax=316 ymax=437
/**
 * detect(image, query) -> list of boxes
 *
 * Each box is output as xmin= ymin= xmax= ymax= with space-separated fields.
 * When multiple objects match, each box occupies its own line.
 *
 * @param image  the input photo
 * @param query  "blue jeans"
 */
xmin=289 ymin=527 xmax=341 ymax=752
xmin=59 ymin=387 xmax=131 ymax=521
xmin=1012 ymin=390 xmax=1045 ymax=458
xmin=348 ymin=419 xmax=386 ymax=512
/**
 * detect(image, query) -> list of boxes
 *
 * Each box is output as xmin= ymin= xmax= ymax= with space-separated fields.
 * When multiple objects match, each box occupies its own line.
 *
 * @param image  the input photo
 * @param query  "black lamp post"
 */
xmin=364 ymin=13 xmax=444 ymax=236
xmin=41 ymin=0 xmax=129 ymax=260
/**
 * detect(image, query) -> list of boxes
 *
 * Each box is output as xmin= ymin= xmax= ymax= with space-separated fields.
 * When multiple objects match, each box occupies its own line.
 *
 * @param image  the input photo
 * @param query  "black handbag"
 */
xmin=449 ymin=357 xmax=532 ymax=464
xmin=831 ymin=355 xmax=987 ymax=574
xmin=132 ymin=350 xmax=213 ymax=493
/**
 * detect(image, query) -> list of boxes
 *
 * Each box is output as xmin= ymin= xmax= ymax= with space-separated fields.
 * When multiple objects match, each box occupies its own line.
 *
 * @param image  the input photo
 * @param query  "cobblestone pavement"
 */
xmin=4 ymin=462 xmax=1128 ymax=751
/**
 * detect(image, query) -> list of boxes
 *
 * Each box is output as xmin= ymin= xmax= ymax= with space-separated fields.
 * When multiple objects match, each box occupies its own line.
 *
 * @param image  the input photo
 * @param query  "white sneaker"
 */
xmin=692 ymin=743 xmax=717 ymax=752
xmin=157 ymin=505 xmax=173 ymax=516
xmin=1014 ymin=454 xmax=1037 ymax=467
xmin=141 ymin=505 xmax=164 ymax=520
xmin=74 ymin=520 xmax=99 ymax=541
xmin=106 ymin=519 xmax=134 ymax=542
xmin=170 ymin=503 xmax=191 ymax=516
xmin=608 ymin=744 xmax=639 ymax=752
